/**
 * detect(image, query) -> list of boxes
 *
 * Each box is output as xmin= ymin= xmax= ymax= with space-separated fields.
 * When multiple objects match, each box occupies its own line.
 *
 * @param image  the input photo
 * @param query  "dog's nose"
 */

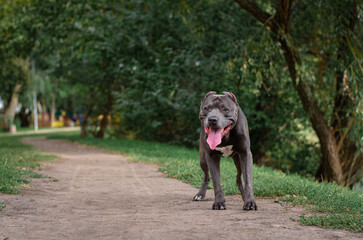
xmin=208 ymin=116 xmax=219 ymax=126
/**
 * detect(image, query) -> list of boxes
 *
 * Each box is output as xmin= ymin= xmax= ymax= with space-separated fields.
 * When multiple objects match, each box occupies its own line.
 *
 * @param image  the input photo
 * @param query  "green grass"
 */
xmin=0 ymin=136 xmax=58 ymax=194
xmin=48 ymin=133 xmax=362 ymax=233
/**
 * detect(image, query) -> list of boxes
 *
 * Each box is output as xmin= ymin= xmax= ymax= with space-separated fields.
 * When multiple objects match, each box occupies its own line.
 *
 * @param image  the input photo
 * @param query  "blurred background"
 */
xmin=0 ymin=0 xmax=361 ymax=188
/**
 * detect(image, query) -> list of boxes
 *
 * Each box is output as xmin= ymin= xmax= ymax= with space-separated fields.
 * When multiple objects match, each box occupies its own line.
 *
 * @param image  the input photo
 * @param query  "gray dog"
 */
xmin=193 ymin=91 xmax=257 ymax=211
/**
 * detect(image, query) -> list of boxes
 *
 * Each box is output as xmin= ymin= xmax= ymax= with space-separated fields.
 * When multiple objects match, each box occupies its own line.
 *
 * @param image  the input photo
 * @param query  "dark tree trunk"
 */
xmin=281 ymin=42 xmax=344 ymax=184
xmin=235 ymin=0 xmax=348 ymax=184
xmin=80 ymin=108 xmax=91 ymax=137
xmin=95 ymin=92 xmax=113 ymax=138
xmin=80 ymin=88 xmax=94 ymax=137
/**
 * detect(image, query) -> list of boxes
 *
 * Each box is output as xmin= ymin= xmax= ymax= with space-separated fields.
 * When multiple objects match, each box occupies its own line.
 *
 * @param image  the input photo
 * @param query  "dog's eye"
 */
xmin=203 ymin=106 xmax=209 ymax=111
xmin=223 ymin=108 xmax=229 ymax=112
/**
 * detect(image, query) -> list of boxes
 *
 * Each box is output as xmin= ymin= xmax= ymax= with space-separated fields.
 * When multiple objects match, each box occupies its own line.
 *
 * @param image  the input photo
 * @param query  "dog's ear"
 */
xmin=223 ymin=92 xmax=237 ymax=104
xmin=203 ymin=91 xmax=216 ymax=100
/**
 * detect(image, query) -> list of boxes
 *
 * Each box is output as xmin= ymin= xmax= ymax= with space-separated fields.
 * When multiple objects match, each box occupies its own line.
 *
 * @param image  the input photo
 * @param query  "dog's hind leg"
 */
xmin=193 ymin=152 xmax=209 ymax=201
xmin=232 ymin=154 xmax=245 ymax=201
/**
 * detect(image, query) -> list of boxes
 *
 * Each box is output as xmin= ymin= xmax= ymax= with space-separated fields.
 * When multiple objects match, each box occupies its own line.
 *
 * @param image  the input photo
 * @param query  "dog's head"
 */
xmin=199 ymin=91 xmax=239 ymax=150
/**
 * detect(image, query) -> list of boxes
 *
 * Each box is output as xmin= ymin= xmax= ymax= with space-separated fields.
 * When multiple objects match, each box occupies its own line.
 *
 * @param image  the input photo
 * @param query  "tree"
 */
xmin=0 ymin=0 xmax=35 ymax=130
xmin=110 ymin=0 xmax=320 ymax=181
xmin=24 ymin=0 xmax=126 ymax=138
xmin=4 ymin=0 xmax=358 ymax=184
xmin=234 ymin=0 xmax=362 ymax=185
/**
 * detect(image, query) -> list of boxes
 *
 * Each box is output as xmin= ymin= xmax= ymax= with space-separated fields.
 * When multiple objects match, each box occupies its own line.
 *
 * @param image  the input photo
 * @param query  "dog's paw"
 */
xmin=243 ymin=199 xmax=257 ymax=211
xmin=212 ymin=202 xmax=226 ymax=210
xmin=193 ymin=194 xmax=205 ymax=201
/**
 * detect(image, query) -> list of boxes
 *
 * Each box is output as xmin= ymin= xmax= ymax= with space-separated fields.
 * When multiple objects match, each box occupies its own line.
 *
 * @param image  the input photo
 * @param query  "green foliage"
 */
xmin=0 ymin=136 xmax=57 ymax=194
xmin=1 ymin=0 xmax=361 ymax=182
xmin=0 ymin=0 xmax=34 ymax=104
xmin=49 ymin=133 xmax=362 ymax=232
xmin=111 ymin=0 xmax=321 ymax=178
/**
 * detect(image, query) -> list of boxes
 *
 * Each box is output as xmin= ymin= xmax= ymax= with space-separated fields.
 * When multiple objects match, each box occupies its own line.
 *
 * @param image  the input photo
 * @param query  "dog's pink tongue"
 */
xmin=206 ymin=128 xmax=223 ymax=150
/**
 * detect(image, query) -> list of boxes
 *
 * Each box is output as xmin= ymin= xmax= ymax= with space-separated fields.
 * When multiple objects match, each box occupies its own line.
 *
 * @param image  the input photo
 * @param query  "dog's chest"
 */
xmin=215 ymin=145 xmax=234 ymax=157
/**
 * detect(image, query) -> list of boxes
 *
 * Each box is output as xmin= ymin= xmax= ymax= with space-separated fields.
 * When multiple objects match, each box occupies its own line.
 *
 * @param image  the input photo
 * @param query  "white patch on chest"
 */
xmin=215 ymin=145 xmax=234 ymax=157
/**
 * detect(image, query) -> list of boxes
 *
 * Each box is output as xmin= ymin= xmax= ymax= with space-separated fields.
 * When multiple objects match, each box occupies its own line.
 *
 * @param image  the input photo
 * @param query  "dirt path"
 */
xmin=0 ymin=138 xmax=360 ymax=240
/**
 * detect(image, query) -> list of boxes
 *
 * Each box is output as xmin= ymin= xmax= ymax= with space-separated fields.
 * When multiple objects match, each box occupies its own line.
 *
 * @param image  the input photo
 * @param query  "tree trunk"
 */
xmin=50 ymin=98 xmax=56 ymax=127
xmin=235 ymin=0 xmax=346 ymax=184
xmin=324 ymin=5 xmax=361 ymax=186
xmin=95 ymin=92 xmax=113 ymax=138
xmin=319 ymin=68 xmax=361 ymax=185
xmin=80 ymin=87 xmax=95 ymax=137
xmin=4 ymin=84 xmax=22 ymax=130
xmin=80 ymin=108 xmax=91 ymax=137
xmin=280 ymin=37 xmax=344 ymax=184
xmin=41 ymin=101 xmax=46 ymax=127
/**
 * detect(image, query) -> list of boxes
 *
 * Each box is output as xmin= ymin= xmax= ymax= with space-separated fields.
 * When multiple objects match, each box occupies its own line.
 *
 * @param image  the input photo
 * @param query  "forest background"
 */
xmin=0 ymin=0 xmax=362 ymax=188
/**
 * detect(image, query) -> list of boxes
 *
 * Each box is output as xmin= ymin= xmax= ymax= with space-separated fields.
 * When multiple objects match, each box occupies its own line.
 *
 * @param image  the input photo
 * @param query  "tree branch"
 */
xmin=275 ymin=0 xmax=294 ymax=32
xmin=234 ymin=0 xmax=274 ymax=28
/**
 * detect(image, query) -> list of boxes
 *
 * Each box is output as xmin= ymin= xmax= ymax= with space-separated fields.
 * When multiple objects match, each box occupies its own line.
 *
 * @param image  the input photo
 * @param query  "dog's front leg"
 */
xmin=206 ymin=154 xmax=226 ymax=210
xmin=240 ymin=149 xmax=257 ymax=210
xmin=193 ymin=151 xmax=209 ymax=201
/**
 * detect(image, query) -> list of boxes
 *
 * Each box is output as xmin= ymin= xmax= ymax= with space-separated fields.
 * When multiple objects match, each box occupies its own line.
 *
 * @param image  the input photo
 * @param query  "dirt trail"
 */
xmin=0 ymin=137 xmax=360 ymax=240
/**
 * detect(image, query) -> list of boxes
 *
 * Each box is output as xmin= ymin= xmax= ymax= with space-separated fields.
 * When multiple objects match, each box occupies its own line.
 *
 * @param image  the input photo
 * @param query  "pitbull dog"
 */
xmin=193 ymin=91 xmax=257 ymax=211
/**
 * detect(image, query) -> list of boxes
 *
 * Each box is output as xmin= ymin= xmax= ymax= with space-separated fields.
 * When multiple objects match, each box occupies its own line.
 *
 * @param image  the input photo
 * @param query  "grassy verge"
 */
xmin=0 ymin=136 xmax=58 ymax=194
xmin=48 ymin=133 xmax=362 ymax=233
